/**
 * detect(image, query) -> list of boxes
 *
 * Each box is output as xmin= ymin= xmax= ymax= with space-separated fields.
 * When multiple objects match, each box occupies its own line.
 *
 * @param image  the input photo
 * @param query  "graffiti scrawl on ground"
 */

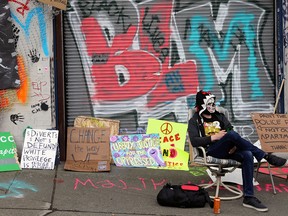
xmin=0 ymin=180 xmax=37 ymax=199
xmin=189 ymin=166 xmax=207 ymax=176
xmin=73 ymin=176 xmax=288 ymax=193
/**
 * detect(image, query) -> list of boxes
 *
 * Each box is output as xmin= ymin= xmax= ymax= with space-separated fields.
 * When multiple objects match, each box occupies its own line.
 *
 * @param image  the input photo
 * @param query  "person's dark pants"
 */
xmin=207 ymin=131 xmax=266 ymax=197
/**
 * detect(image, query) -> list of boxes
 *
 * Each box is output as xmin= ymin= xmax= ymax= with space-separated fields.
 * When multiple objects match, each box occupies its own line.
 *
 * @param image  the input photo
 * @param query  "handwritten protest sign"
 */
xmin=21 ymin=129 xmax=59 ymax=169
xmin=38 ymin=0 xmax=67 ymax=10
xmin=146 ymin=119 xmax=189 ymax=171
xmin=147 ymin=119 xmax=187 ymax=150
xmin=74 ymin=116 xmax=120 ymax=164
xmin=159 ymin=143 xmax=189 ymax=171
xmin=64 ymin=127 xmax=110 ymax=172
xmin=0 ymin=132 xmax=21 ymax=172
xmin=251 ymin=113 xmax=288 ymax=152
xmin=110 ymin=133 xmax=165 ymax=167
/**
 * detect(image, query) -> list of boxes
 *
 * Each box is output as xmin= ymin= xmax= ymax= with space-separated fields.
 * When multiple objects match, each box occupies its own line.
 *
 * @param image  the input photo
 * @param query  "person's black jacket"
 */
xmin=188 ymin=111 xmax=233 ymax=149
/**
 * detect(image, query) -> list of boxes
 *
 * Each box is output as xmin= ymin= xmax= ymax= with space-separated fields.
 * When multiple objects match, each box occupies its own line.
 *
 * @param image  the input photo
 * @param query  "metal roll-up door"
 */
xmin=63 ymin=0 xmax=275 ymax=142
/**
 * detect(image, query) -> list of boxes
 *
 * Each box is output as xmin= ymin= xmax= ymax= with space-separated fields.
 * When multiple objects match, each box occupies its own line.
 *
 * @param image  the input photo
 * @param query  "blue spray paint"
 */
xmin=11 ymin=7 xmax=49 ymax=56
xmin=0 ymin=180 xmax=37 ymax=198
xmin=188 ymin=13 xmax=263 ymax=98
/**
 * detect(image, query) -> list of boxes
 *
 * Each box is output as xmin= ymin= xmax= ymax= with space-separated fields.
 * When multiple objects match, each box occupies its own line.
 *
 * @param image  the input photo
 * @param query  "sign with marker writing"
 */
xmin=110 ymin=133 xmax=165 ymax=167
xmin=21 ymin=129 xmax=59 ymax=169
xmin=146 ymin=119 xmax=189 ymax=171
xmin=0 ymin=132 xmax=21 ymax=172
xmin=251 ymin=113 xmax=288 ymax=152
xmin=157 ymin=142 xmax=189 ymax=171
xmin=146 ymin=119 xmax=187 ymax=150
xmin=74 ymin=116 xmax=120 ymax=164
xmin=64 ymin=127 xmax=110 ymax=172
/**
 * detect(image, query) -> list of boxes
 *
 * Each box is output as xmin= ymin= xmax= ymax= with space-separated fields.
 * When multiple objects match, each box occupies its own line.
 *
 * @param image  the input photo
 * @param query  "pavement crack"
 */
xmin=49 ymin=164 xmax=59 ymax=210
xmin=2 ymin=171 xmax=21 ymax=195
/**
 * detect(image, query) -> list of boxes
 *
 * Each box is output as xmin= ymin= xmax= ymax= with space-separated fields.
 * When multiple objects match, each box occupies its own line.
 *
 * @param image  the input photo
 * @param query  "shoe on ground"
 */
xmin=265 ymin=154 xmax=287 ymax=167
xmin=243 ymin=196 xmax=268 ymax=212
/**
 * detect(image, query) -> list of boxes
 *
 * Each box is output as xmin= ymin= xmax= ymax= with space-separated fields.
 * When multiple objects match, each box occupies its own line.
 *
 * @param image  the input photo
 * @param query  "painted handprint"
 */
xmin=28 ymin=49 xmax=40 ymax=63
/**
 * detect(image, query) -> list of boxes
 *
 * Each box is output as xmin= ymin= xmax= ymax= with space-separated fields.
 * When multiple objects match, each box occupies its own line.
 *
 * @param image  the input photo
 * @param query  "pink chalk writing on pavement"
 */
xmin=74 ymin=177 xmax=288 ymax=193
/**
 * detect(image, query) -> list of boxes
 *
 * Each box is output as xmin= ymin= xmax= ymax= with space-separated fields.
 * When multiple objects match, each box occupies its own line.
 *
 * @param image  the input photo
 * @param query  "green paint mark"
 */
xmin=189 ymin=166 xmax=207 ymax=176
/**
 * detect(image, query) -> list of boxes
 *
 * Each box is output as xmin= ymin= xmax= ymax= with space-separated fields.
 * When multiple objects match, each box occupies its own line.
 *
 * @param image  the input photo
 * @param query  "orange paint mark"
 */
xmin=0 ymin=90 xmax=10 ymax=108
xmin=16 ymin=55 xmax=28 ymax=103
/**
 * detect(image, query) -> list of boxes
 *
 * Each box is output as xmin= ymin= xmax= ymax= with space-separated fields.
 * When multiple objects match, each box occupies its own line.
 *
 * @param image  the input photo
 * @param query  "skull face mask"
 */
xmin=195 ymin=90 xmax=216 ymax=116
xmin=206 ymin=98 xmax=216 ymax=114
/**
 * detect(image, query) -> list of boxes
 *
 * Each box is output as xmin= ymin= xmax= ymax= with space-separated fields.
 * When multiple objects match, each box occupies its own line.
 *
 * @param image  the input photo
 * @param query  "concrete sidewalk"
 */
xmin=0 ymin=163 xmax=287 ymax=216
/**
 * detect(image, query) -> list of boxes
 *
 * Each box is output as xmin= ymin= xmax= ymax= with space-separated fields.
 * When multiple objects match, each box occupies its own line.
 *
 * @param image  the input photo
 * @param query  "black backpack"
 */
xmin=157 ymin=183 xmax=214 ymax=208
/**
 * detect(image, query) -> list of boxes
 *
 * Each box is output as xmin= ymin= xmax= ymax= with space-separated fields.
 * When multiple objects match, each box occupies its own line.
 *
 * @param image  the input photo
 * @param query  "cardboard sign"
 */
xmin=0 ymin=132 xmax=21 ymax=172
xmin=74 ymin=116 xmax=119 ymax=136
xmin=251 ymin=113 xmax=288 ymax=152
xmin=74 ymin=116 xmax=120 ymax=164
xmin=38 ymin=0 xmax=67 ymax=10
xmin=21 ymin=129 xmax=59 ymax=169
xmin=110 ymin=133 xmax=165 ymax=167
xmin=64 ymin=127 xmax=110 ymax=172
xmin=146 ymin=119 xmax=189 ymax=170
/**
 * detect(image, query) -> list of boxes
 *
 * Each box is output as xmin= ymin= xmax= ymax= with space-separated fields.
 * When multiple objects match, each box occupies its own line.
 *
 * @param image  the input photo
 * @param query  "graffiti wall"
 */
xmin=0 ymin=0 xmax=54 ymax=153
xmin=64 ymin=0 xmax=275 ymax=143
xmin=0 ymin=1 xmax=19 ymax=90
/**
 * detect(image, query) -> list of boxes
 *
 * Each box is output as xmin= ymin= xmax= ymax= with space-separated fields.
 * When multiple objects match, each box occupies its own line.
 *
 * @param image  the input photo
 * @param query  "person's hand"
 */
xmin=211 ymin=130 xmax=227 ymax=141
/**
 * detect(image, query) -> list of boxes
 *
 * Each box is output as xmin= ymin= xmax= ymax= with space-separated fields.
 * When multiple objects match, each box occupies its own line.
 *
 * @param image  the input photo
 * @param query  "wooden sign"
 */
xmin=0 ymin=132 xmax=21 ymax=172
xmin=38 ymin=0 xmax=67 ymax=10
xmin=64 ymin=127 xmax=110 ymax=172
xmin=251 ymin=113 xmax=288 ymax=152
xmin=21 ymin=129 xmax=59 ymax=169
xmin=110 ymin=133 xmax=165 ymax=167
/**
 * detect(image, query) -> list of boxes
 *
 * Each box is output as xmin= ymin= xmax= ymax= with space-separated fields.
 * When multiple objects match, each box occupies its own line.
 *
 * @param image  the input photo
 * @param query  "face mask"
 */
xmin=197 ymin=91 xmax=216 ymax=116
xmin=206 ymin=98 xmax=216 ymax=114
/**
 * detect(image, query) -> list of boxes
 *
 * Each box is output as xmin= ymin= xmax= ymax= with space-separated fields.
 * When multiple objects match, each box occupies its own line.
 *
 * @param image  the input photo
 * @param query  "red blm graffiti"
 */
xmin=79 ymin=0 xmax=198 ymax=105
xmin=81 ymin=18 xmax=161 ymax=101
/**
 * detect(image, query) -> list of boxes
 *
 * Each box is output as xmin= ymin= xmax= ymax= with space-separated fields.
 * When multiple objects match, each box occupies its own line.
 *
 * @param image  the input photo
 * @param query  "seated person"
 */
xmin=188 ymin=90 xmax=287 ymax=212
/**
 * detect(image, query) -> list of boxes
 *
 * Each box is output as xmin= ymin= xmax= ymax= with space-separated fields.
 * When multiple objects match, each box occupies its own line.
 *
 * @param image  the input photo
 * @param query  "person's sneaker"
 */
xmin=243 ymin=196 xmax=268 ymax=212
xmin=265 ymin=154 xmax=287 ymax=167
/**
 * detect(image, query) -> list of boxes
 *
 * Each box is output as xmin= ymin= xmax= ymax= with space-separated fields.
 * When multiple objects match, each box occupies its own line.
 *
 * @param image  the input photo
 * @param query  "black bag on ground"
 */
xmin=157 ymin=183 xmax=213 ymax=208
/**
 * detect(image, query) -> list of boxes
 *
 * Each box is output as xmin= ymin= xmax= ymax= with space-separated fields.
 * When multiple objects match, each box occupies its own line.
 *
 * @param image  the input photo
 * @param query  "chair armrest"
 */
xmin=197 ymin=146 xmax=207 ymax=160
